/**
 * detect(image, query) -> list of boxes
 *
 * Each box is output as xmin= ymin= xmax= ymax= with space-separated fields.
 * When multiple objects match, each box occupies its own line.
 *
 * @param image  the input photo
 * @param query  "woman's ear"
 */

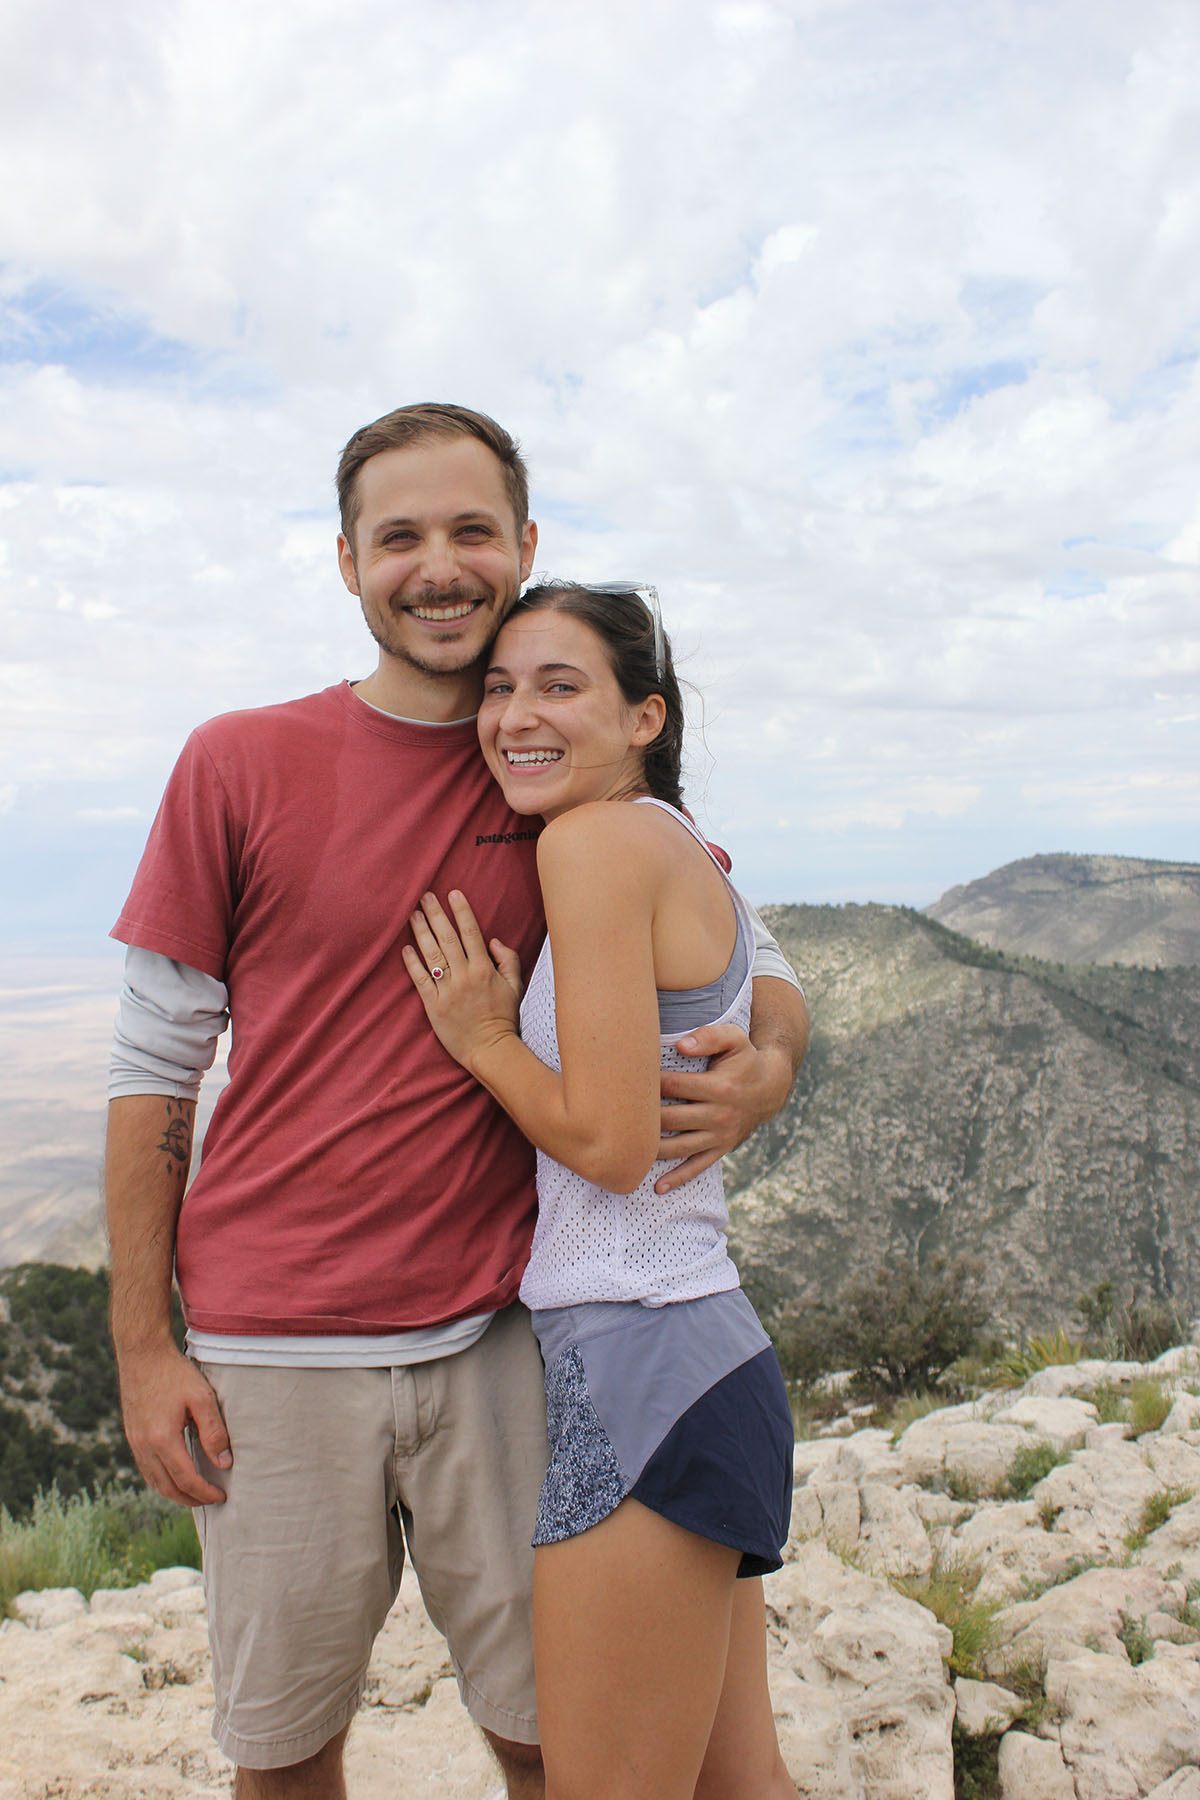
xmin=630 ymin=693 xmax=668 ymax=746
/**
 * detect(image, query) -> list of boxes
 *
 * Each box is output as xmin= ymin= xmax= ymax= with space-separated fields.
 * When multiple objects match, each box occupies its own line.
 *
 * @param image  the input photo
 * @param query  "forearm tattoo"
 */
xmin=156 ymin=1098 xmax=193 ymax=1181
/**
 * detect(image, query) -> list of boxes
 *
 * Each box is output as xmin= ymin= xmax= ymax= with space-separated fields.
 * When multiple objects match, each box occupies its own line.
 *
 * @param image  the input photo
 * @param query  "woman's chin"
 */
xmin=499 ymin=783 xmax=550 ymax=818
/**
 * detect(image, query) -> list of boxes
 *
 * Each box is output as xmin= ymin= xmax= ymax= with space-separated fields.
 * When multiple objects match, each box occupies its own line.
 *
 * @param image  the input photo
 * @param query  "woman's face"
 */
xmin=478 ymin=610 xmax=663 ymax=820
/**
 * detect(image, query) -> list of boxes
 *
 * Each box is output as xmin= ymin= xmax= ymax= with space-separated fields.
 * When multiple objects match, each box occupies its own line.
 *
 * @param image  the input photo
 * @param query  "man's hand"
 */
xmin=656 ymin=1023 xmax=791 ymax=1192
xmin=117 ymin=1344 xmax=232 ymax=1508
xmin=656 ymin=977 xmax=809 ymax=1193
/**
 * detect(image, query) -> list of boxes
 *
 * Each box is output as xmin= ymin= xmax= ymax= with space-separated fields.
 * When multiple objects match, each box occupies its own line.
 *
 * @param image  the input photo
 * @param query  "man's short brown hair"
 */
xmin=336 ymin=403 xmax=529 ymax=544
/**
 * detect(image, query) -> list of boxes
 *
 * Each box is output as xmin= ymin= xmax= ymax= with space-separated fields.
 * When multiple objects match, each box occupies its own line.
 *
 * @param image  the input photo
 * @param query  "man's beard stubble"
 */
xmin=362 ymin=583 xmax=517 ymax=678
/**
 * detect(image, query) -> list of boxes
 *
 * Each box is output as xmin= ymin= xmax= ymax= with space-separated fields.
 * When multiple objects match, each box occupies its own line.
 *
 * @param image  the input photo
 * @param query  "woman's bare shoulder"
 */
xmin=535 ymin=801 xmax=676 ymax=887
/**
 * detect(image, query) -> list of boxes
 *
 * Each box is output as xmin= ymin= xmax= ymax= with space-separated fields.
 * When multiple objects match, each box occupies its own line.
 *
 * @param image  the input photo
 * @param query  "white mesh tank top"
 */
xmin=517 ymin=798 xmax=753 ymax=1310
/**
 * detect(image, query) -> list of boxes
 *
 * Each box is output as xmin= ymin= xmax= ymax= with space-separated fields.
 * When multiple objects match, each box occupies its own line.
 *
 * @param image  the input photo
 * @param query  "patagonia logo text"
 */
xmin=475 ymin=830 xmax=539 ymax=847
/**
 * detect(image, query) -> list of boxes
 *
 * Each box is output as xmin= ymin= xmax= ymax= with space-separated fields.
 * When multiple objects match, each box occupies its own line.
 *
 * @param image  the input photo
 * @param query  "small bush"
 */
xmin=1118 ymin=1614 xmax=1154 ymax=1666
xmin=1124 ymin=1485 xmax=1192 ymax=1552
xmin=771 ymin=1303 xmax=842 ymax=1392
xmin=888 ymin=1392 xmax=944 ymax=1443
xmin=892 ymin=1554 xmax=1002 ymax=1680
xmin=1000 ymin=1441 xmax=1069 ymax=1501
xmin=1128 ymin=1378 xmax=1172 ymax=1438
xmin=835 ymin=1253 xmax=991 ymax=1399
xmin=0 ymin=1484 xmax=200 ymax=1618
xmin=996 ymin=1651 xmax=1051 ymax=1732
xmin=1180 ymin=1580 xmax=1200 ymax=1634
xmin=945 ymin=1467 xmax=985 ymax=1504
xmin=1076 ymin=1282 xmax=1189 ymax=1362
xmin=952 ymin=1720 xmax=1002 ymax=1800
xmin=995 ymin=1329 xmax=1083 ymax=1386
xmin=1079 ymin=1381 xmax=1126 ymax=1425
xmin=771 ymin=1252 xmax=991 ymax=1400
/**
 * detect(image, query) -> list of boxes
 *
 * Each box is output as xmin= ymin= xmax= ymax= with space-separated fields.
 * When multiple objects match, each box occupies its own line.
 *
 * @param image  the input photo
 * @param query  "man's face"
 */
xmin=338 ymin=437 xmax=537 ymax=678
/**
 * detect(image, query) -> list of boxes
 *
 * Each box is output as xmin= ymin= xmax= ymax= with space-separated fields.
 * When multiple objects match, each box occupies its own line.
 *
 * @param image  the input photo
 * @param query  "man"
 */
xmin=106 ymin=403 xmax=808 ymax=1799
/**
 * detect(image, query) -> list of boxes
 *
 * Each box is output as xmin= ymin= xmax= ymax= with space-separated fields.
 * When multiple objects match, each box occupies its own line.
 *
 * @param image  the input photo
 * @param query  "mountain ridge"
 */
xmin=728 ymin=899 xmax=1200 ymax=1335
xmin=925 ymin=852 xmax=1200 ymax=967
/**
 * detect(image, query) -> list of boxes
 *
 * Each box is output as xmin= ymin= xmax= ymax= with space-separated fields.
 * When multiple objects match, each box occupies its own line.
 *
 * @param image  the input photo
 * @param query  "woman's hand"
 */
xmin=403 ymin=889 xmax=523 ymax=1072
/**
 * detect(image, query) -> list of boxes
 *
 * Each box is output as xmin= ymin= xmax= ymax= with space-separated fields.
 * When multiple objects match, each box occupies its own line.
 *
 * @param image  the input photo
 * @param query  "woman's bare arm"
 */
xmin=405 ymin=805 xmax=665 ymax=1193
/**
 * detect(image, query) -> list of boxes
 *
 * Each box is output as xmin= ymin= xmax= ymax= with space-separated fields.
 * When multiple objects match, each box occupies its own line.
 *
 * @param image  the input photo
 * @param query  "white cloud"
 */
xmin=0 ymin=0 xmax=1197 ymax=928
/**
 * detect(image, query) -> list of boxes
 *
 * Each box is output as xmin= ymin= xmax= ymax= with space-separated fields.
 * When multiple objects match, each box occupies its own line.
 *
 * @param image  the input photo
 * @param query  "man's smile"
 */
xmin=405 ymin=599 xmax=484 ymax=622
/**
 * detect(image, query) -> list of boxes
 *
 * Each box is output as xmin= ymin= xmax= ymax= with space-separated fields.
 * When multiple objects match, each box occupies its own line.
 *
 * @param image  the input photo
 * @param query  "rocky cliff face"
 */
xmin=925 ymin=854 xmax=1200 ymax=967
xmin=727 ymin=905 xmax=1200 ymax=1335
xmin=7 ymin=1348 xmax=1200 ymax=1799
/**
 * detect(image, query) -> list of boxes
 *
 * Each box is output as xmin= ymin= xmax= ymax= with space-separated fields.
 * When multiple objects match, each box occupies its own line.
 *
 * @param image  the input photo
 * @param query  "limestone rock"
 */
xmin=997 ymin=1730 xmax=1076 ymax=1800
xmin=768 ymin=1542 xmax=955 ymax=1800
xmin=894 ymin=1416 xmax=1029 ymax=1493
xmin=1034 ymin=1443 xmax=1164 ymax=1558
xmin=993 ymin=1395 xmax=1097 ymax=1447
xmin=1162 ymin=1392 xmax=1200 ymax=1434
xmin=9 ymin=1353 xmax=1200 ymax=1793
xmin=988 ymin=1565 xmax=1184 ymax=1672
xmin=1135 ymin=1494 xmax=1200 ymax=1583
xmin=1145 ymin=1768 xmax=1200 ymax=1800
xmin=855 ymin=1482 xmax=933 ymax=1578
xmin=1022 ymin=1360 xmax=1144 ymax=1399
xmin=12 ymin=1585 xmax=87 ymax=1628
xmin=1047 ymin=1649 xmax=1200 ymax=1800
xmin=953 ymin=1676 xmax=1024 ymax=1737
xmin=951 ymin=1499 xmax=1089 ymax=1605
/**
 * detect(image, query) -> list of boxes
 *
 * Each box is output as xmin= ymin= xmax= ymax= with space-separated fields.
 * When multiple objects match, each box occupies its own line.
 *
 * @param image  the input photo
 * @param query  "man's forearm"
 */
xmin=104 ymin=1093 xmax=233 ymax=1506
xmin=105 ymin=1094 xmax=194 ymax=1357
xmin=748 ymin=975 xmax=810 ymax=1114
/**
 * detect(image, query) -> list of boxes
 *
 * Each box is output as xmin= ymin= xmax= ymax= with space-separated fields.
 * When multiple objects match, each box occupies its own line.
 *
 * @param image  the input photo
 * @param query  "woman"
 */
xmin=403 ymin=582 xmax=796 ymax=1800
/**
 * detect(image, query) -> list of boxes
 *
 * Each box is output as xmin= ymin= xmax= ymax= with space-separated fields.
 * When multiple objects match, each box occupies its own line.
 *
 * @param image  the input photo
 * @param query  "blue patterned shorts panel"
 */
xmin=532 ymin=1343 xmax=628 ymax=1545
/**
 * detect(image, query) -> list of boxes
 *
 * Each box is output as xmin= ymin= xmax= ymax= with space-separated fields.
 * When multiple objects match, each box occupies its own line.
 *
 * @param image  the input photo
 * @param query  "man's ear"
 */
xmin=520 ymin=519 xmax=538 ymax=582
xmin=337 ymin=533 xmax=359 ymax=596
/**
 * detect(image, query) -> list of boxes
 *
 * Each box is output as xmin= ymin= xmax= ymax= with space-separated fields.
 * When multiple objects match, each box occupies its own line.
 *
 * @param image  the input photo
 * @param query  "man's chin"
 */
xmin=370 ymin=631 xmax=490 ymax=679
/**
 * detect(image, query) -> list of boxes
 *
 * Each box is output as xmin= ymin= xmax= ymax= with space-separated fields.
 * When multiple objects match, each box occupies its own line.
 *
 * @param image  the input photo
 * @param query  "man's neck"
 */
xmin=353 ymin=658 xmax=484 ymax=723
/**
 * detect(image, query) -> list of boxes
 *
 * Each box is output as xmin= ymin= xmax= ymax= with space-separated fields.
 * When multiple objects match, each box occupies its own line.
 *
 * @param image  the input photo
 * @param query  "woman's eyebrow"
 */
xmin=484 ymin=661 xmax=589 ymax=678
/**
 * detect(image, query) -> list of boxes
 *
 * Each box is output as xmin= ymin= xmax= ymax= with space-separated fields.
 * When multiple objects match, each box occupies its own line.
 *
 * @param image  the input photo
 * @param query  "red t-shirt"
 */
xmin=112 ymin=683 xmax=545 ymax=1335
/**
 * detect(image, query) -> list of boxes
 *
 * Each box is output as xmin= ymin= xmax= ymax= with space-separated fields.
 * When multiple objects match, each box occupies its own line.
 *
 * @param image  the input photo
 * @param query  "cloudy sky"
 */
xmin=2 ymin=0 xmax=1197 ymax=956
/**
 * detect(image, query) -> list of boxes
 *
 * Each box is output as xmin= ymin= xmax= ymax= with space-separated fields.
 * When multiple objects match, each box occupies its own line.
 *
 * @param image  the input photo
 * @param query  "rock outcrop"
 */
xmin=4 ymin=1346 xmax=1200 ymax=1797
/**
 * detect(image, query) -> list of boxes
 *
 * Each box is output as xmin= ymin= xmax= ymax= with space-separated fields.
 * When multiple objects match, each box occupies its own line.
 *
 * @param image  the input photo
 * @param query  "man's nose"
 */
xmin=416 ymin=536 xmax=461 ymax=589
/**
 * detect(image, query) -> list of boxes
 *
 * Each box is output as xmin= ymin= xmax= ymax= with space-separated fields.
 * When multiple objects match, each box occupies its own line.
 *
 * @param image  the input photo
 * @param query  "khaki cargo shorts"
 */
xmin=193 ymin=1304 xmax=548 ymax=1770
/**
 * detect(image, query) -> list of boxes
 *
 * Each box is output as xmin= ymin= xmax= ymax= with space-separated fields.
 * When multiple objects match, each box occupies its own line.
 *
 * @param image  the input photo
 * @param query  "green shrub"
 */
xmin=889 ymin=1392 xmax=945 ymax=1443
xmin=892 ymin=1554 xmax=1002 ymax=1680
xmin=1076 ymin=1282 xmax=1188 ymax=1362
xmin=771 ymin=1302 xmax=843 ymax=1392
xmin=952 ymin=1720 xmax=1002 ymax=1800
xmin=770 ymin=1252 xmax=991 ymax=1400
xmin=832 ymin=1253 xmax=991 ymax=1399
xmin=0 ymin=1485 xmax=200 ymax=1618
xmin=1079 ymin=1381 xmax=1126 ymax=1425
xmin=1128 ymin=1378 xmax=1172 ymax=1438
xmin=1124 ymin=1485 xmax=1193 ymax=1552
xmin=996 ymin=1651 xmax=1051 ymax=1732
xmin=1118 ymin=1614 xmax=1154 ymax=1666
xmin=1000 ymin=1441 xmax=1069 ymax=1501
xmin=995 ymin=1329 xmax=1083 ymax=1386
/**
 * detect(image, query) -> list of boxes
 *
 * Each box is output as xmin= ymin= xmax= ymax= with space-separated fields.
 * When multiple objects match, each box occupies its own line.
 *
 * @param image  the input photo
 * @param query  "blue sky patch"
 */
xmin=0 ymin=274 xmax=197 ymax=379
xmin=1044 ymin=567 xmax=1107 ymax=600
